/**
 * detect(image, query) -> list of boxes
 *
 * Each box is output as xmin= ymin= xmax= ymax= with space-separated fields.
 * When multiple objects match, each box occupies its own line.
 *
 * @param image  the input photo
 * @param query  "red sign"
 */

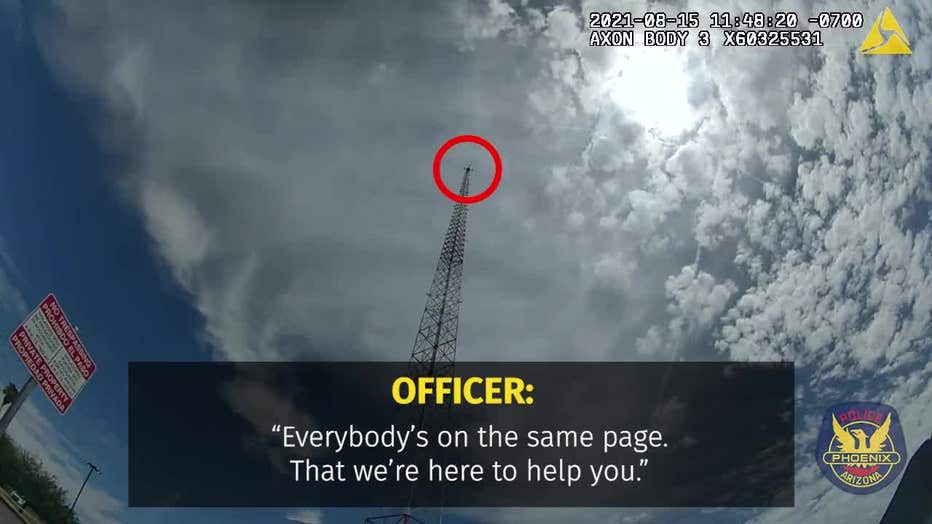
xmin=9 ymin=294 xmax=96 ymax=414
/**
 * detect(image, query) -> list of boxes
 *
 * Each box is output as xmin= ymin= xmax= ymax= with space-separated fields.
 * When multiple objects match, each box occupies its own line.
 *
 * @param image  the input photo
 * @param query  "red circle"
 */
xmin=432 ymin=135 xmax=502 ymax=204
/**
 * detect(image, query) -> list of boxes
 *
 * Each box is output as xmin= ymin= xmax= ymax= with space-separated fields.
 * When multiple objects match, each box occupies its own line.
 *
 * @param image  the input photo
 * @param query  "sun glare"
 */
xmin=604 ymin=48 xmax=696 ymax=137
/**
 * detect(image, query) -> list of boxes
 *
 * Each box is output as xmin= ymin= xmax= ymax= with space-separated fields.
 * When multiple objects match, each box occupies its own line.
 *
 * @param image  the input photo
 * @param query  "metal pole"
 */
xmin=0 ymin=376 xmax=37 ymax=437
xmin=70 ymin=462 xmax=100 ymax=513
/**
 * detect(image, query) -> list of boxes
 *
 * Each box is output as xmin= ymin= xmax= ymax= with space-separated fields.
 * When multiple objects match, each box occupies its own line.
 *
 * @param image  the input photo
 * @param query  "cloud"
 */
xmin=32 ymin=0 xmax=638 ymax=368
xmin=285 ymin=509 xmax=323 ymax=524
xmin=140 ymin=179 xmax=213 ymax=289
xmin=636 ymin=265 xmax=737 ymax=358
xmin=496 ymin=0 xmax=932 ymax=521
xmin=458 ymin=0 xmax=519 ymax=50
xmin=221 ymin=371 xmax=320 ymax=473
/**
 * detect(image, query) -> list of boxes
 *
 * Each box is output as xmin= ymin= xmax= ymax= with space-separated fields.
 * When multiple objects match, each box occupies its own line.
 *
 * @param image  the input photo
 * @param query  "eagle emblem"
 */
xmin=817 ymin=402 xmax=907 ymax=494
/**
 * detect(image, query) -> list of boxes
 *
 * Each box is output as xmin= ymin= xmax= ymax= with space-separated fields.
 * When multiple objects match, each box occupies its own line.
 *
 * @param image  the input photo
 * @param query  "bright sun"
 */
xmin=603 ymin=48 xmax=697 ymax=137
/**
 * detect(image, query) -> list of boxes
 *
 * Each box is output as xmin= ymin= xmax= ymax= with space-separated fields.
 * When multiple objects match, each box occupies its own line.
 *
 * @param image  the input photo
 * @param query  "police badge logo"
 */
xmin=817 ymin=402 xmax=907 ymax=494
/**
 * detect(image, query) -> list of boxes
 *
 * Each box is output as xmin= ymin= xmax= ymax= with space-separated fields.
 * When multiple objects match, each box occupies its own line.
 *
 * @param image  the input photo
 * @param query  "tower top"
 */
xmin=458 ymin=165 xmax=471 ymax=197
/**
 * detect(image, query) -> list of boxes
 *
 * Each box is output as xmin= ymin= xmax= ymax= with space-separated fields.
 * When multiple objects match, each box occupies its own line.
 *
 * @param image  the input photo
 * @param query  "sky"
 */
xmin=1 ymin=0 xmax=931 ymax=523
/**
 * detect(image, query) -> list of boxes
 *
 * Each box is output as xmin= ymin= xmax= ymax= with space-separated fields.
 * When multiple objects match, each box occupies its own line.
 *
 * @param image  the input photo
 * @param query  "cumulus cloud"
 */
xmin=494 ymin=1 xmax=932 ymax=522
xmin=459 ymin=0 xmax=519 ymax=50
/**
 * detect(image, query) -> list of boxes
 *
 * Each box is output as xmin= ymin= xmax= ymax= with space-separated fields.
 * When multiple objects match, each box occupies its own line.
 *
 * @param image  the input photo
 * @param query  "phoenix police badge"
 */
xmin=817 ymin=402 xmax=907 ymax=493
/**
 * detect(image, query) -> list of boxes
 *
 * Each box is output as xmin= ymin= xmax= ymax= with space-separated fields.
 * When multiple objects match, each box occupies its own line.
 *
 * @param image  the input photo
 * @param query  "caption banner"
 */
xmin=129 ymin=362 xmax=793 ymax=507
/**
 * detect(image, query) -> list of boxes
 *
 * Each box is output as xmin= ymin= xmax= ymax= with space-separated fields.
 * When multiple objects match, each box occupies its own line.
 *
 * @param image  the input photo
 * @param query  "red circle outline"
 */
xmin=432 ymin=135 xmax=502 ymax=204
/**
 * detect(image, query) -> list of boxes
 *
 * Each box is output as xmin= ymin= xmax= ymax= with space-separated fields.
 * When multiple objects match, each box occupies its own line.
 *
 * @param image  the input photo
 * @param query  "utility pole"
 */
xmin=70 ymin=462 xmax=100 ymax=514
xmin=0 ymin=376 xmax=37 ymax=437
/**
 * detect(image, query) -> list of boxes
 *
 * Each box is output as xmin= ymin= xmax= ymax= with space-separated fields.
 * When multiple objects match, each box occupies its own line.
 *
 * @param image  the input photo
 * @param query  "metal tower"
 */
xmin=368 ymin=167 xmax=472 ymax=524
xmin=408 ymin=166 xmax=471 ymax=383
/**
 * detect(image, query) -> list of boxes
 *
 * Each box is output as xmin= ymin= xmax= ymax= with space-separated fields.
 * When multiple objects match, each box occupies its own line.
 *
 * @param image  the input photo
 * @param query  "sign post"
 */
xmin=0 ymin=376 xmax=36 ymax=436
xmin=1 ymin=294 xmax=96 ymax=435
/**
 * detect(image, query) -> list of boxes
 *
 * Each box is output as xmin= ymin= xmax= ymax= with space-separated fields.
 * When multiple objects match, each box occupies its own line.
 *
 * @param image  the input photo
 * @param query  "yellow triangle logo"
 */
xmin=860 ymin=7 xmax=912 ymax=55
